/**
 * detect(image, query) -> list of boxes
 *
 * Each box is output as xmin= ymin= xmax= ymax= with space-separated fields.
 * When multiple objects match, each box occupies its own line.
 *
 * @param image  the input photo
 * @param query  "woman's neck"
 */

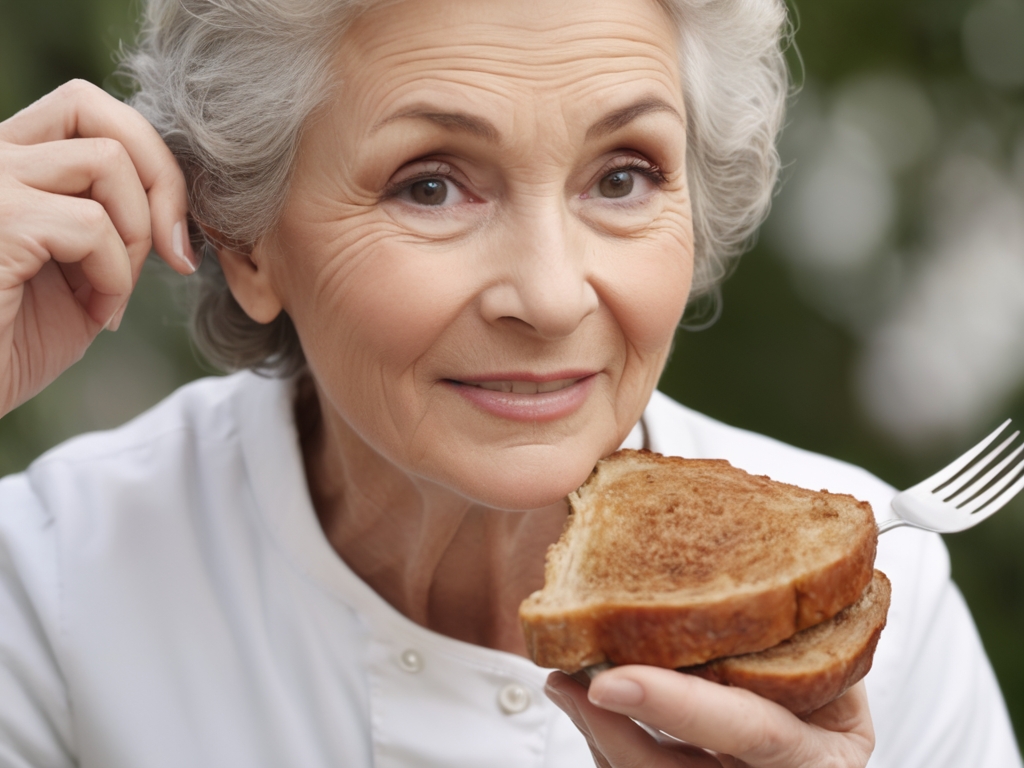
xmin=294 ymin=374 xmax=567 ymax=655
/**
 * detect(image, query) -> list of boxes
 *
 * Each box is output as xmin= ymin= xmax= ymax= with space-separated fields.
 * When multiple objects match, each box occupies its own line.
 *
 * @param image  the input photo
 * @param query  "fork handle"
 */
xmin=878 ymin=518 xmax=912 ymax=534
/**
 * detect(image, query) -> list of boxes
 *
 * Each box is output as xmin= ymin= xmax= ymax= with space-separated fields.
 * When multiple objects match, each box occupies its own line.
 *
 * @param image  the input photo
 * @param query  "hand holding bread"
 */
xmin=527 ymin=450 xmax=886 ymax=766
xmin=546 ymin=668 xmax=874 ymax=768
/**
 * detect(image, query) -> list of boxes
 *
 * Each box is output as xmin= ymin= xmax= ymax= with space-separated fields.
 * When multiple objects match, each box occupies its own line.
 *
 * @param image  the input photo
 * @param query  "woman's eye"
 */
xmin=598 ymin=170 xmax=635 ymax=198
xmin=585 ymin=165 xmax=661 ymax=202
xmin=389 ymin=167 xmax=474 ymax=209
xmin=408 ymin=178 xmax=449 ymax=206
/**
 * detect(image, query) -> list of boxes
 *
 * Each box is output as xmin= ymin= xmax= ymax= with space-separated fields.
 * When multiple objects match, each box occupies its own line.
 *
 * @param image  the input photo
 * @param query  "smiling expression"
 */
xmin=247 ymin=0 xmax=695 ymax=509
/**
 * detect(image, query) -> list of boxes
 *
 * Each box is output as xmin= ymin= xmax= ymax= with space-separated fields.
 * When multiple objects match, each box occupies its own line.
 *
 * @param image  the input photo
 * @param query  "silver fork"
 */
xmin=879 ymin=420 xmax=1024 ymax=534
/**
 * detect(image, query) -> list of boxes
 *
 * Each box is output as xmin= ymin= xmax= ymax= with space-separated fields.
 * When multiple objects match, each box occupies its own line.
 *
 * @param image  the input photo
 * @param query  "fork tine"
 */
xmin=960 ymin=463 xmax=1024 ymax=521
xmin=925 ymin=419 xmax=1014 ymax=492
xmin=944 ymin=442 xmax=1024 ymax=503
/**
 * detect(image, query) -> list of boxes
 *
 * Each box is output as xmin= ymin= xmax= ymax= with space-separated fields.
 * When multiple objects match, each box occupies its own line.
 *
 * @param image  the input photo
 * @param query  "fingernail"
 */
xmin=589 ymin=677 xmax=645 ymax=708
xmin=106 ymin=302 xmax=128 ymax=332
xmin=172 ymin=220 xmax=199 ymax=273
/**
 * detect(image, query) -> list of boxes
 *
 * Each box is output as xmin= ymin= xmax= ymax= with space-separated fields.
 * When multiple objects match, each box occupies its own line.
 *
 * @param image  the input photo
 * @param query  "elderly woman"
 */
xmin=0 ymin=0 xmax=1019 ymax=765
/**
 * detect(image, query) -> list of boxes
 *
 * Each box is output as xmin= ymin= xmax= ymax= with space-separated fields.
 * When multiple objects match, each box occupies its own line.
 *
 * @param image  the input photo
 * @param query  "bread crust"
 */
xmin=520 ymin=450 xmax=878 ymax=671
xmin=684 ymin=570 xmax=891 ymax=715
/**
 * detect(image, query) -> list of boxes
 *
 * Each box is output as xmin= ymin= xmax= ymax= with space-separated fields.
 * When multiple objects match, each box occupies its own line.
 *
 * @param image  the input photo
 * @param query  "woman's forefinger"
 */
xmin=0 ymin=79 xmax=196 ymax=275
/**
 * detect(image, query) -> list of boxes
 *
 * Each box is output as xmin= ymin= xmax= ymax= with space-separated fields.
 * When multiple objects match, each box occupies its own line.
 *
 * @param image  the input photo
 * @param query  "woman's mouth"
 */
xmin=466 ymin=378 xmax=579 ymax=394
xmin=445 ymin=373 xmax=597 ymax=422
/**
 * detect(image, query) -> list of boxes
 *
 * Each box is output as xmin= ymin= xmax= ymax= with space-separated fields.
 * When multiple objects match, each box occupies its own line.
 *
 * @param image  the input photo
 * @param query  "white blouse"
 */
xmin=0 ymin=372 xmax=1019 ymax=767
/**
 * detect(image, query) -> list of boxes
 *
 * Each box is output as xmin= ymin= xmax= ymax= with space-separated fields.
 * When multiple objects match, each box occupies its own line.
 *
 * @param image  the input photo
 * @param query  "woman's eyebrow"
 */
xmin=371 ymin=108 xmax=499 ymax=141
xmin=586 ymin=97 xmax=685 ymax=139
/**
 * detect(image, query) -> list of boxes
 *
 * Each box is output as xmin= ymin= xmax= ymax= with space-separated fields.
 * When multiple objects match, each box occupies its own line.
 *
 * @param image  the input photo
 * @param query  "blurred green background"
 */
xmin=1 ymin=0 xmax=1022 ymax=743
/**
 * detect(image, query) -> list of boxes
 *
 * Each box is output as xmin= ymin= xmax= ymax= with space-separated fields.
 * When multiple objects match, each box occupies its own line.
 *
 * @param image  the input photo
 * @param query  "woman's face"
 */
xmin=254 ymin=0 xmax=694 ymax=509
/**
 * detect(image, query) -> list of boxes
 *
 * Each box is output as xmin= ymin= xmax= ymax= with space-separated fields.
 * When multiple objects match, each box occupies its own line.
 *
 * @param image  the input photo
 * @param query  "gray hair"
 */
xmin=124 ymin=0 xmax=789 ymax=375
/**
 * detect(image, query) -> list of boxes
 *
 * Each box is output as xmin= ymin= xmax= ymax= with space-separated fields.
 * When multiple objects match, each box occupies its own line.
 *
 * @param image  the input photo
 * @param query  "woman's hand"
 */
xmin=0 ymin=79 xmax=197 ymax=418
xmin=546 ymin=667 xmax=874 ymax=768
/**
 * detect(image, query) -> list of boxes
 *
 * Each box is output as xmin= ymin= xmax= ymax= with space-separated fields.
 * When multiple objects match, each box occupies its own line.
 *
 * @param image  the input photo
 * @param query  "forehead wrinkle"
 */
xmin=345 ymin=6 xmax=677 ymax=62
xmin=353 ymin=54 xmax=677 ymax=105
xmin=351 ymin=44 xmax=678 ymax=87
xmin=338 ymin=2 xmax=681 ymax=85
xmin=338 ymin=17 xmax=683 ymax=141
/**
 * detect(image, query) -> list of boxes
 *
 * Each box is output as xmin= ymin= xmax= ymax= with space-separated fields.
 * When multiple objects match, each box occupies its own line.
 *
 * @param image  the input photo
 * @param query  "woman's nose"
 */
xmin=479 ymin=210 xmax=599 ymax=339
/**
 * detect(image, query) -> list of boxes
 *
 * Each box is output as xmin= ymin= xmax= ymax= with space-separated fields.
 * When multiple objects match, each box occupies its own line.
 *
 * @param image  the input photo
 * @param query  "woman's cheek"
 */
xmin=334 ymin=250 xmax=469 ymax=367
xmin=602 ymin=237 xmax=692 ymax=355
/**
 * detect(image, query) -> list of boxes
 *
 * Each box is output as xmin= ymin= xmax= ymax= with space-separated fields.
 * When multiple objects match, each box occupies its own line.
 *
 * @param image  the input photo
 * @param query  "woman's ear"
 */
xmin=208 ymin=232 xmax=284 ymax=324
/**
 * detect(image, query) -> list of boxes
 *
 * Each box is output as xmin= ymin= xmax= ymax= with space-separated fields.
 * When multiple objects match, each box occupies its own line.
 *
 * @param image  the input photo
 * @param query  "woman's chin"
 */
xmin=435 ymin=450 xmax=602 ymax=512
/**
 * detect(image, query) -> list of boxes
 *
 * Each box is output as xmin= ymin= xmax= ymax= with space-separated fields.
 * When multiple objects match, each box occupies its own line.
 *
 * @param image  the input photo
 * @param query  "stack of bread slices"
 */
xmin=519 ymin=449 xmax=890 ymax=715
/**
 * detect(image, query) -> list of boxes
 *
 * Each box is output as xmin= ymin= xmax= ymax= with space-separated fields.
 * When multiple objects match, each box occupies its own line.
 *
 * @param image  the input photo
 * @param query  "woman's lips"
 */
xmin=470 ymin=378 xmax=578 ymax=394
xmin=445 ymin=374 xmax=597 ymax=422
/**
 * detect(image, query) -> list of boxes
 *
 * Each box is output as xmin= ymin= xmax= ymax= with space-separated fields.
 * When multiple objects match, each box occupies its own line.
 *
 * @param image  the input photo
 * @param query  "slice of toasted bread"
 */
xmin=520 ymin=450 xmax=878 ymax=671
xmin=684 ymin=570 xmax=890 ymax=715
